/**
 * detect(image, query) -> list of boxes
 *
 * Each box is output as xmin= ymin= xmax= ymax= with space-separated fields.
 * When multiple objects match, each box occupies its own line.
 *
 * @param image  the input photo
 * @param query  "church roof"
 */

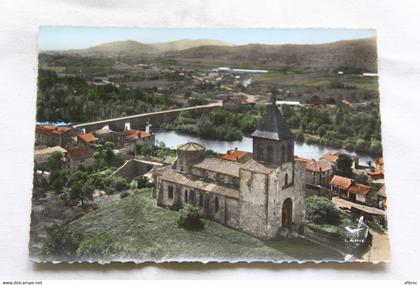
xmin=159 ymin=167 xmax=240 ymax=199
xmin=251 ymin=103 xmax=294 ymax=141
xmin=192 ymin=158 xmax=242 ymax=177
xmin=177 ymin=142 xmax=205 ymax=151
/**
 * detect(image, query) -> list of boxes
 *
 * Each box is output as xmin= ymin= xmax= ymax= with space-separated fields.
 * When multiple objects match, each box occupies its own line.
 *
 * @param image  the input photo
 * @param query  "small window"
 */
xmin=215 ymin=196 xmax=219 ymax=212
xmin=281 ymin=145 xmax=286 ymax=163
xmin=199 ymin=192 xmax=204 ymax=207
xmin=285 ymin=173 xmax=288 ymax=186
xmin=184 ymin=190 xmax=188 ymax=203
xmin=189 ymin=190 xmax=195 ymax=205
xmin=266 ymin=145 xmax=273 ymax=163
xmin=168 ymin=186 xmax=174 ymax=199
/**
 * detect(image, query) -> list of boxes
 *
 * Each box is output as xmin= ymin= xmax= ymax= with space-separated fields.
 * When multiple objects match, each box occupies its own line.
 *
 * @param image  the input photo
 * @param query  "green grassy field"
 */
xmin=252 ymin=69 xmax=378 ymax=91
xmin=68 ymin=188 xmax=343 ymax=262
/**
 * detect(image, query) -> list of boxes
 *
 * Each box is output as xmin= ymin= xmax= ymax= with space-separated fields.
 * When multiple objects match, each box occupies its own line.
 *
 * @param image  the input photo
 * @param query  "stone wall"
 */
xmin=252 ymin=137 xmax=294 ymax=165
xmin=112 ymin=159 xmax=159 ymax=182
xmin=156 ymin=178 xmax=240 ymax=228
xmin=238 ymin=168 xmax=270 ymax=239
xmin=190 ymin=167 xmax=239 ymax=187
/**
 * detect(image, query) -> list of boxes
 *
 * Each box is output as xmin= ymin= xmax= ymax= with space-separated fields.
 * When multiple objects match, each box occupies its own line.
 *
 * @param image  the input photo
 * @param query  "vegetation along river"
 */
xmin=154 ymin=130 xmax=376 ymax=166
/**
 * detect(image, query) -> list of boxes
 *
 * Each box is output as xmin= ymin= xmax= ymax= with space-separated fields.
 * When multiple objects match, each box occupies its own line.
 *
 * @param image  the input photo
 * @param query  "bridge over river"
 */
xmin=72 ymin=101 xmax=222 ymax=132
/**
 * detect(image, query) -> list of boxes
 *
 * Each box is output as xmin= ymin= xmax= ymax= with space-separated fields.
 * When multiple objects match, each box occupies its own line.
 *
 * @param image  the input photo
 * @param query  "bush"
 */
xmin=120 ymin=192 xmax=130 ymax=199
xmin=176 ymin=204 xmax=204 ymax=231
xmin=305 ymin=196 xmax=341 ymax=225
xmin=112 ymin=176 xmax=128 ymax=192
xmin=295 ymin=131 xmax=304 ymax=142
xmin=42 ymin=224 xmax=83 ymax=257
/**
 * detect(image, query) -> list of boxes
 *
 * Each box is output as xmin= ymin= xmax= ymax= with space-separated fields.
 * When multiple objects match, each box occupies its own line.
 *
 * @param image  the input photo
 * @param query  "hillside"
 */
xmin=44 ymin=37 xmax=377 ymax=73
xmin=42 ymin=188 xmax=343 ymax=262
xmin=165 ymin=37 xmax=378 ymax=72
xmin=151 ymin=39 xmax=233 ymax=52
xmin=60 ymin=39 xmax=233 ymax=57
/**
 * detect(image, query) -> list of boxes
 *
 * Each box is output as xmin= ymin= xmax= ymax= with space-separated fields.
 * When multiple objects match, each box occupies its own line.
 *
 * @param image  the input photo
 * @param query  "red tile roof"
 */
xmin=36 ymin=125 xmax=72 ymax=135
xmin=329 ymin=175 xmax=352 ymax=189
xmin=368 ymin=170 xmax=384 ymax=176
xmin=321 ymin=151 xmax=341 ymax=162
xmin=306 ymin=159 xmax=332 ymax=172
xmin=36 ymin=125 xmax=56 ymax=135
xmin=67 ymin=146 xmax=92 ymax=161
xmin=294 ymin=156 xmax=308 ymax=163
xmin=78 ymin=132 xmax=98 ymax=143
xmin=348 ymin=183 xmax=371 ymax=195
xmin=220 ymin=149 xmax=249 ymax=162
xmin=123 ymin=129 xmax=152 ymax=141
xmin=50 ymin=126 xmax=72 ymax=135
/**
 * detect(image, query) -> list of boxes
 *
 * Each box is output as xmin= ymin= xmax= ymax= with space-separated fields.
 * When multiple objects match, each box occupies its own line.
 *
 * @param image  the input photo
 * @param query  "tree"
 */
xmin=318 ymin=125 xmax=327 ymax=137
xmin=176 ymin=204 xmax=204 ymax=230
xmin=305 ymin=196 xmax=341 ymax=225
xmin=47 ymin=151 xmax=64 ymax=172
xmin=66 ymin=171 xmax=94 ymax=206
xmin=355 ymin=173 xmax=369 ymax=185
xmin=42 ymin=224 xmax=83 ymax=257
xmin=309 ymin=95 xmax=321 ymax=105
xmin=336 ymin=154 xmax=353 ymax=178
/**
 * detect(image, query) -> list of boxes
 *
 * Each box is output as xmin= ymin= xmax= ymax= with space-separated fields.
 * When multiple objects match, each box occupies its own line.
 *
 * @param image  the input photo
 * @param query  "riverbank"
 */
xmin=153 ymin=130 xmax=377 ymax=166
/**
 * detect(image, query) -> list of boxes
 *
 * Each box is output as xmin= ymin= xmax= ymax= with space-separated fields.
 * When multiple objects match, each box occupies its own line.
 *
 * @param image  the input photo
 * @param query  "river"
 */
xmin=153 ymin=130 xmax=376 ymax=166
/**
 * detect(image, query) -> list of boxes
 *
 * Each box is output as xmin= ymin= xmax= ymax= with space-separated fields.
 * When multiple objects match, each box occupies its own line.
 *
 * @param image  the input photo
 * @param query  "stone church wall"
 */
xmin=156 ymin=177 xmax=240 ymax=229
xmin=238 ymin=168 xmax=271 ymax=239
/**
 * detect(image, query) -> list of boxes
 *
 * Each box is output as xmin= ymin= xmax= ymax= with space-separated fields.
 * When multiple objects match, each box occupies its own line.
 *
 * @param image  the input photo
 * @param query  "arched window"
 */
xmin=257 ymin=145 xmax=264 ymax=161
xmin=189 ymin=190 xmax=195 ymax=204
xmin=168 ymin=186 xmax=174 ymax=199
xmin=266 ymin=145 xmax=273 ymax=163
xmin=281 ymin=145 xmax=286 ymax=163
xmin=199 ymin=192 xmax=204 ymax=207
xmin=285 ymin=173 xmax=288 ymax=186
xmin=282 ymin=198 xmax=293 ymax=229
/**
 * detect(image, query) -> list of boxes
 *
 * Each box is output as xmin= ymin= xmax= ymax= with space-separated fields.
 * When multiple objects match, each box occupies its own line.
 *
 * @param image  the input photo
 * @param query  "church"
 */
xmin=152 ymin=103 xmax=306 ymax=239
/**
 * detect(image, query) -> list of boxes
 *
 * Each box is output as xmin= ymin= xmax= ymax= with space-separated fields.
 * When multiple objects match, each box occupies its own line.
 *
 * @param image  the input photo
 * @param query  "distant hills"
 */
xmin=60 ymin=39 xmax=234 ymax=57
xmin=44 ymin=37 xmax=377 ymax=72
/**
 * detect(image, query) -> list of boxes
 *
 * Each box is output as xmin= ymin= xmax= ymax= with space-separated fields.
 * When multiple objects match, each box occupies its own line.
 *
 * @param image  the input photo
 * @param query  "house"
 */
xmin=305 ymin=159 xmax=333 ymax=188
xmin=122 ymin=129 xmax=155 ymax=152
xmin=332 ymin=197 xmax=387 ymax=229
xmin=35 ymin=125 xmax=75 ymax=147
xmin=321 ymin=150 xmax=359 ymax=169
xmin=220 ymin=149 xmax=252 ymax=163
xmin=329 ymin=175 xmax=371 ymax=204
xmin=77 ymin=132 xmax=98 ymax=147
xmin=93 ymin=128 xmax=116 ymax=144
xmin=339 ymin=99 xmax=352 ymax=110
xmin=66 ymin=146 xmax=94 ymax=169
xmin=368 ymin=170 xmax=384 ymax=180
xmin=222 ymin=95 xmax=252 ymax=111
xmin=34 ymin=146 xmax=67 ymax=165
xmin=153 ymin=102 xmax=307 ymax=240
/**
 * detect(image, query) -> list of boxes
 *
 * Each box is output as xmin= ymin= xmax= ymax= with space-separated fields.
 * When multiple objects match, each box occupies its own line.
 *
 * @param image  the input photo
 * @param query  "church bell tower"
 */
xmin=251 ymin=102 xmax=294 ymax=165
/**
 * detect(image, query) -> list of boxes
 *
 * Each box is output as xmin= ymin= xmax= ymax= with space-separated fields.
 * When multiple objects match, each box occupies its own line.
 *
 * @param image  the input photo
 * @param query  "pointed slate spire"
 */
xmin=251 ymin=102 xmax=294 ymax=141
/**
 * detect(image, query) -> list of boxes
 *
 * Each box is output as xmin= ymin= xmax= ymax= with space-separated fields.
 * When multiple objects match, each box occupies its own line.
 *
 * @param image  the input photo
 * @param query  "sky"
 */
xmin=39 ymin=27 xmax=376 ymax=51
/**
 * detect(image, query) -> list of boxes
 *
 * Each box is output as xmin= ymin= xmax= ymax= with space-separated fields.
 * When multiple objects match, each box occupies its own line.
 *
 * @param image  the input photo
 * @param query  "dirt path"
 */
xmin=362 ymin=229 xmax=391 ymax=262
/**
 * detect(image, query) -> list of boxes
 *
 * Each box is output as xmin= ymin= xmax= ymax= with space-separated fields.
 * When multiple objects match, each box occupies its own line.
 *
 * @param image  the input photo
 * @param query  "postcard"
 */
xmin=30 ymin=27 xmax=389 ymax=263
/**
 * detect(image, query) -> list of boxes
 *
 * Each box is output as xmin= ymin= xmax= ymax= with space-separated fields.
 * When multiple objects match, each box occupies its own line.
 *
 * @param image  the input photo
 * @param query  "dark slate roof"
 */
xmin=251 ymin=103 xmax=294 ymax=141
